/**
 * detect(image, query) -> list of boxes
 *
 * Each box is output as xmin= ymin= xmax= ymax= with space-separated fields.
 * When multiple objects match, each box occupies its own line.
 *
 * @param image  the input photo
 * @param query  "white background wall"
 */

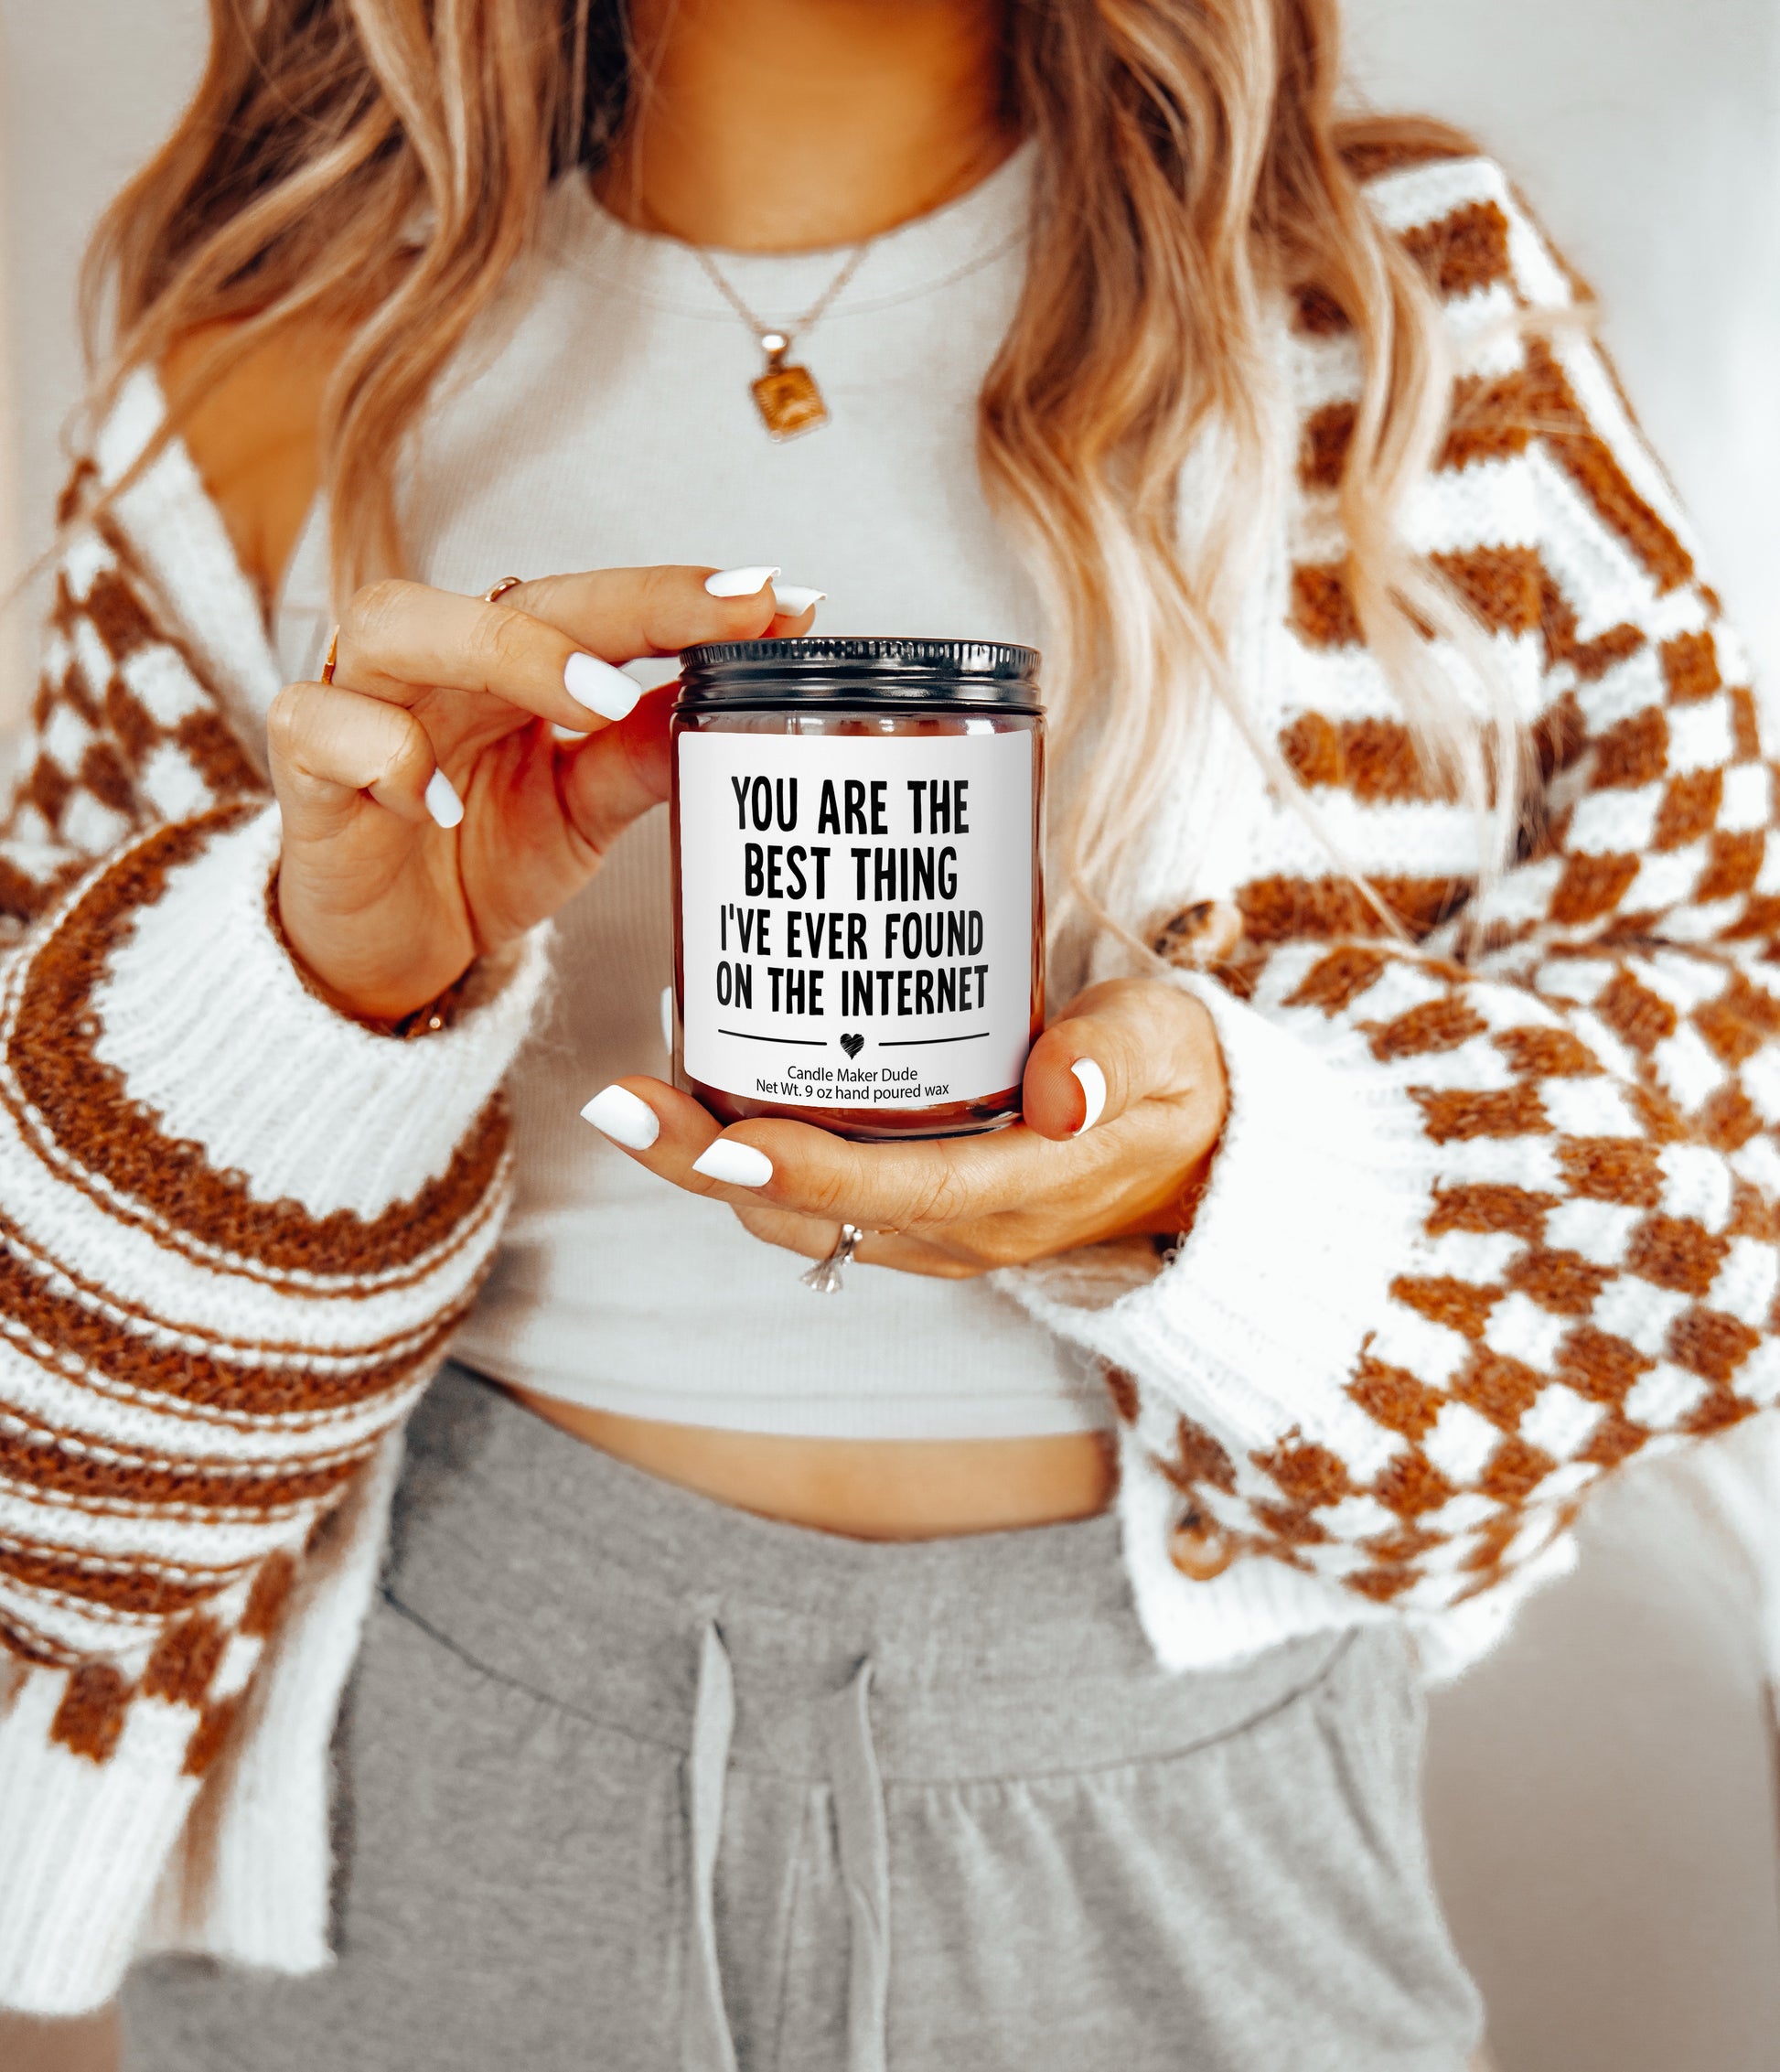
xmin=2 ymin=0 xmax=1777 ymax=724
xmin=0 ymin=8 xmax=1777 ymax=2066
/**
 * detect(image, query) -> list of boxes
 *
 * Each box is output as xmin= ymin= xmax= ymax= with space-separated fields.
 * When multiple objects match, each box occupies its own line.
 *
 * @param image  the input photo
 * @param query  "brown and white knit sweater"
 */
xmin=0 ymin=402 xmax=550 ymax=2004
xmin=3 ymin=144 xmax=1778 ymax=2012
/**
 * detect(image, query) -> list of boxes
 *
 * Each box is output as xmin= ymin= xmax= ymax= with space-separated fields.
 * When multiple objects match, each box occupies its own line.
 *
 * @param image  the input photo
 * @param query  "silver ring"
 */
xmin=800 ymin=1222 xmax=865 ymax=1294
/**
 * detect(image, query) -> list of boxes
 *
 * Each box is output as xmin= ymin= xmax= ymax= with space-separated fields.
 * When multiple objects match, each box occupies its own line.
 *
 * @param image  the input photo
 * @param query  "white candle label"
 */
xmin=678 ymin=729 xmax=1035 ymax=1108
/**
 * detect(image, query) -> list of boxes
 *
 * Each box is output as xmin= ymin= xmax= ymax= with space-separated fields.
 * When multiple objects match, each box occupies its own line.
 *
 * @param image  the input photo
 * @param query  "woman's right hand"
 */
xmin=270 ymin=565 xmax=810 ymax=1022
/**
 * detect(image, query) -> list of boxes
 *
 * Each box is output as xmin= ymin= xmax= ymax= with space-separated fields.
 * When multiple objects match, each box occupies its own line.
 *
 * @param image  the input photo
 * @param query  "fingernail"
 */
xmin=704 ymin=565 xmax=780 ymax=599
xmin=1071 ymin=1059 xmax=1107 ymax=1134
xmin=564 ymin=651 xmax=642 ymax=722
xmin=692 ymin=1139 xmax=774 ymax=1187
xmin=580 ymin=1084 xmax=660 ymax=1151
xmin=424 ymin=768 xmax=464 ymax=829
xmin=772 ymin=584 xmax=826 ymax=614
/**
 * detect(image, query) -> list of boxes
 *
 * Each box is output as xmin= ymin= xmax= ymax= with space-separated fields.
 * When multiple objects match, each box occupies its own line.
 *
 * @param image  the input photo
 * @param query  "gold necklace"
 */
xmin=626 ymin=137 xmax=1016 ymax=442
xmin=682 ymin=235 xmax=874 ymax=442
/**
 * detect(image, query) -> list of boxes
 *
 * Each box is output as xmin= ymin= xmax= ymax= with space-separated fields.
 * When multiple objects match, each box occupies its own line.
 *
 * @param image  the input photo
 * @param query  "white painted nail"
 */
xmin=772 ymin=584 xmax=826 ymax=615
xmin=692 ymin=1139 xmax=774 ymax=1187
xmin=704 ymin=565 xmax=780 ymax=599
xmin=424 ymin=768 xmax=464 ymax=829
xmin=1071 ymin=1058 xmax=1107 ymax=1134
xmin=659 ymin=984 xmax=675 ymax=1055
xmin=564 ymin=651 xmax=642 ymax=722
xmin=580 ymin=1084 xmax=660 ymax=1151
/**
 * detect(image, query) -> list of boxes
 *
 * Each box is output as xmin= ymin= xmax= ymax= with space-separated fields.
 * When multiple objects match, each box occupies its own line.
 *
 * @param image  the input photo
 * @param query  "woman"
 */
xmin=0 ymin=0 xmax=1771 ymax=2064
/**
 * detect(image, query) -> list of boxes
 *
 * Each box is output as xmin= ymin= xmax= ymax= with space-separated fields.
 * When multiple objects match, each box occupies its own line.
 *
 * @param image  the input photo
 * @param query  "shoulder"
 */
xmin=1292 ymin=131 xmax=1584 ymax=338
xmin=1291 ymin=134 xmax=1613 ymax=515
xmin=1286 ymin=134 xmax=1709 ymax=670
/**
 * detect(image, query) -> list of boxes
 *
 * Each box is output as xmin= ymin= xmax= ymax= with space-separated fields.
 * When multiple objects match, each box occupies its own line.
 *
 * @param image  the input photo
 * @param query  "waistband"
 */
xmin=385 ymin=1364 xmax=1362 ymax=1783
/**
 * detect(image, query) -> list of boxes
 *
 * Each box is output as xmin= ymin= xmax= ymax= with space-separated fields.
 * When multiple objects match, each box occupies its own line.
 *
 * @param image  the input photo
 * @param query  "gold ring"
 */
xmin=320 ymin=626 xmax=339 ymax=684
xmin=484 ymin=575 xmax=524 ymax=605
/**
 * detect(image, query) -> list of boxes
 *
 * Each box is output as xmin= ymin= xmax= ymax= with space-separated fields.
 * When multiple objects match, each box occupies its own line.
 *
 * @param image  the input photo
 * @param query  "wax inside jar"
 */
xmin=670 ymin=646 xmax=1045 ymax=1143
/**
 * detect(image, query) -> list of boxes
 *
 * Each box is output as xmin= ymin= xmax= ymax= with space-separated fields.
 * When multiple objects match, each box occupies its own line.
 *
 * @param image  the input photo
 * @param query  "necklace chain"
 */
xmin=684 ymin=236 xmax=874 ymax=360
xmin=630 ymin=132 xmax=1012 ymax=360
xmin=619 ymin=137 xmax=1014 ymax=439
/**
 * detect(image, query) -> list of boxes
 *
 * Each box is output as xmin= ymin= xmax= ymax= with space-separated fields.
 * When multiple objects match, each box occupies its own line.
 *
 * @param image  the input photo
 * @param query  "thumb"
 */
xmin=1022 ymin=976 xmax=1219 ymax=1142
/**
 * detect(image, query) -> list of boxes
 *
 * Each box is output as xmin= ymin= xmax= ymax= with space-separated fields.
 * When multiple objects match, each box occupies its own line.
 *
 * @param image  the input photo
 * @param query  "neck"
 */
xmin=596 ymin=0 xmax=1017 ymax=252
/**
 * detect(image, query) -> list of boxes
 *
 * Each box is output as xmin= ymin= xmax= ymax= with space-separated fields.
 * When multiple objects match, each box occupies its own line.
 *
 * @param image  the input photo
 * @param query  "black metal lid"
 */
xmin=675 ymin=636 xmax=1042 ymax=712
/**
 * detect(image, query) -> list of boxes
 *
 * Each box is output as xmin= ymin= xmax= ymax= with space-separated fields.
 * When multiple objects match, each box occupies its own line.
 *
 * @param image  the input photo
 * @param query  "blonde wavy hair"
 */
xmin=82 ymin=0 xmax=1511 ymax=940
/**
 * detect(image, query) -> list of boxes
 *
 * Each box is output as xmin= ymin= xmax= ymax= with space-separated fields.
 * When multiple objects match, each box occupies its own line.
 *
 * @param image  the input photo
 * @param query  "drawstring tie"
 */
xmin=684 ymin=1624 xmax=738 ymax=2072
xmin=683 ymin=1620 xmax=889 ymax=2072
xmin=826 ymin=1654 xmax=891 ymax=2072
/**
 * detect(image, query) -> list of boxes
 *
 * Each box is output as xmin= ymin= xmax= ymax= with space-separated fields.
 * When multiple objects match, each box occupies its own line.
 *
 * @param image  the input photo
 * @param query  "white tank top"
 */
xmin=273 ymin=148 xmax=1108 ymax=1439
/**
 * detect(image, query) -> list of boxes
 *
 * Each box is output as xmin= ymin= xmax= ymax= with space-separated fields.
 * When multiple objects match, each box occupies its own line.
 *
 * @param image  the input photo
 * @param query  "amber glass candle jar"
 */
xmin=670 ymin=637 xmax=1045 ymax=1142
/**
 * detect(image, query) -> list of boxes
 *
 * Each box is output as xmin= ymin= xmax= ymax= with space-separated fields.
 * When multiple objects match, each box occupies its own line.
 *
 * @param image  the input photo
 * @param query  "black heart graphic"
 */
xmin=840 ymin=1033 xmax=865 ymax=1058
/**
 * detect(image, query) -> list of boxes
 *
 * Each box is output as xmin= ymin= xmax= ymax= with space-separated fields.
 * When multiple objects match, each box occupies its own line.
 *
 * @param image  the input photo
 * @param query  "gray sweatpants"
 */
xmin=124 ymin=1364 xmax=1482 ymax=2070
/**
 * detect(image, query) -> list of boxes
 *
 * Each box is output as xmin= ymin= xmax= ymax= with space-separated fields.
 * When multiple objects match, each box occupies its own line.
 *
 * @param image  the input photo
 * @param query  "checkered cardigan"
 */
xmin=2 ymin=143 xmax=1777 ymax=2012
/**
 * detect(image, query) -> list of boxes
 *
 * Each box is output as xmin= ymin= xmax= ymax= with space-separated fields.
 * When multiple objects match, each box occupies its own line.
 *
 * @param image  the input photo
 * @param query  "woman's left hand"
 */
xmin=584 ymin=975 xmax=1229 ymax=1278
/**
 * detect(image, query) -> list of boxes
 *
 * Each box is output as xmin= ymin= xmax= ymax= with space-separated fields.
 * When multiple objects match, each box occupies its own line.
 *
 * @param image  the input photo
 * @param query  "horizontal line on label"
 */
xmin=878 ymin=1032 xmax=991 ymax=1047
xmin=717 ymin=1029 xmax=827 ymax=1047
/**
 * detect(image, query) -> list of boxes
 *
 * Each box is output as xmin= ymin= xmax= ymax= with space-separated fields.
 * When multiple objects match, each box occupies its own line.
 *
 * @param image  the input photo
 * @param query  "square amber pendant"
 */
xmin=751 ymin=360 xmax=830 ymax=441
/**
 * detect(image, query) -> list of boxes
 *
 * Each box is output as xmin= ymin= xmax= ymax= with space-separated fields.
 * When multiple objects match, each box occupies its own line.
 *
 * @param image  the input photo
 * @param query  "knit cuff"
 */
xmin=1003 ymin=975 xmax=1428 ymax=1461
xmin=0 ymin=1670 xmax=201 ymax=2014
xmin=83 ymin=804 xmax=550 ymax=1220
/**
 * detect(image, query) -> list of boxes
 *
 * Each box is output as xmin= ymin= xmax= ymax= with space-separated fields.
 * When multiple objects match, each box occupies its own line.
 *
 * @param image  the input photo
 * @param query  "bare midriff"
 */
xmin=508 ymin=1388 xmax=1116 ymax=1539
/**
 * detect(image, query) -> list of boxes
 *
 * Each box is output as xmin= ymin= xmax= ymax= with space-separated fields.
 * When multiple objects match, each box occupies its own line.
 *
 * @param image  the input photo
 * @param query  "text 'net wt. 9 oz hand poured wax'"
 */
xmin=670 ymin=638 xmax=1045 ymax=1142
